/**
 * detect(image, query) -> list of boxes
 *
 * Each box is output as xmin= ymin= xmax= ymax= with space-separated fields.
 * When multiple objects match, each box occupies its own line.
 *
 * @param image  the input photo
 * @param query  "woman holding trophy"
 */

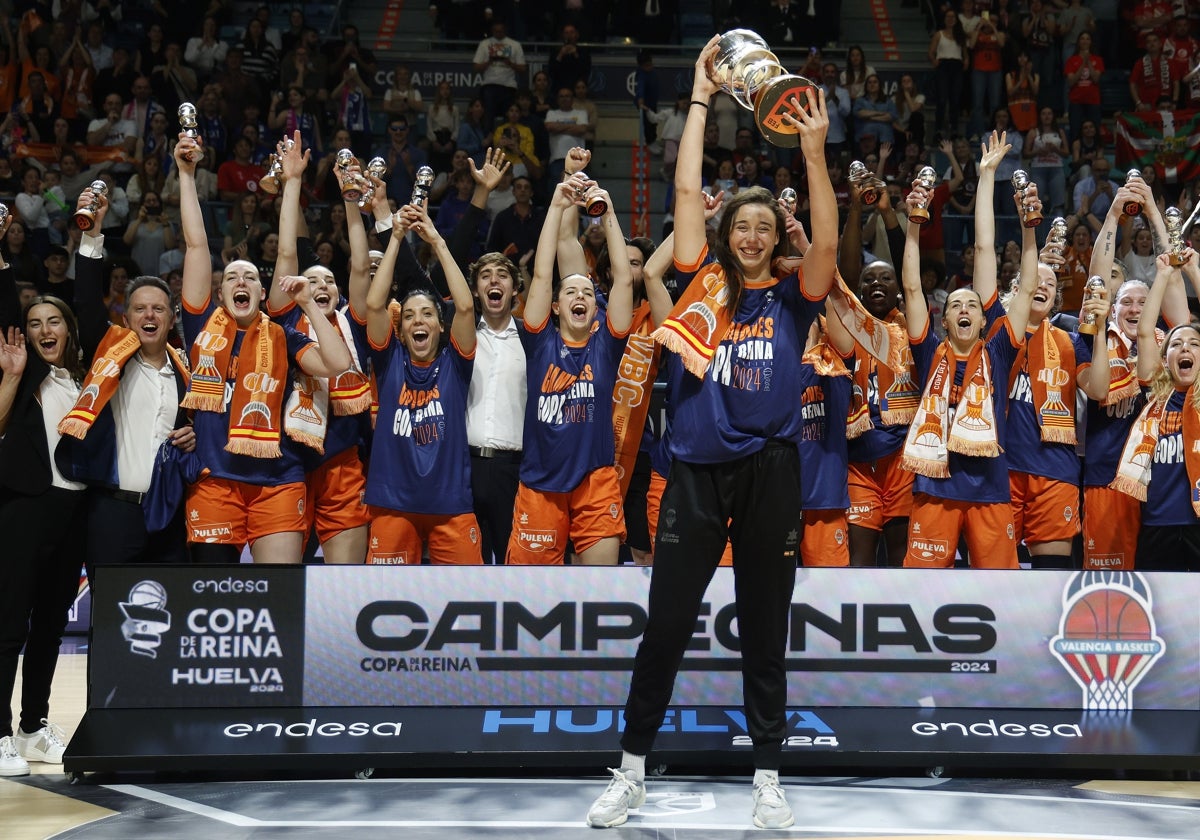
xmin=587 ymin=32 xmax=837 ymax=831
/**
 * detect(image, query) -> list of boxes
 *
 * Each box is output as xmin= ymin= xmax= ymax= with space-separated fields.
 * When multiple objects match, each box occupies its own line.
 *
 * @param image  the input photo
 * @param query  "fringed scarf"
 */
xmin=845 ymin=308 xmax=921 ymax=439
xmin=1010 ymin=320 xmax=1078 ymax=444
xmin=1110 ymin=386 xmax=1200 ymax=514
xmin=613 ymin=301 xmax=661 ymax=497
xmin=283 ymin=309 xmax=372 ymax=453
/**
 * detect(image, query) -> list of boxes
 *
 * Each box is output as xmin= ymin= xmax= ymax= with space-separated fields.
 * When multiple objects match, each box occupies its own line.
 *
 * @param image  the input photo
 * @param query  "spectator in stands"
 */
xmin=548 ymin=22 xmax=590 ymax=94
xmin=1130 ymin=31 xmax=1179 ymax=111
xmin=474 ymin=21 xmax=526 ymax=129
xmin=487 ymin=173 xmax=543 ymax=260
xmin=324 ymin=24 xmax=377 ymax=92
xmin=252 ymin=4 xmax=283 ymax=51
xmin=220 ymin=191 xmax=270 ymax=264
xmin=1024 ymin=106 xmax=1069 ymax=216
xmin=121 ymin=75 xmax=163 ymax=144
xmin=377 ymin=115 xmax=429 ymax=210
xmin=279 ymin=34 xmax=327 ymax=103
xmin=842 ymin=44 xmax=875 ymax=102
xmin=428 ymin=147 xmax=471 ymax=206
xmin=213 ymin=48 xmax=264 ymax=134
xmin=17 ymin=71 xmax=56 ymax=143
xmin=571 ymin=78 xmax=598 ymax=148
xmin=141 ymin=110 xmax=173 ymax=170
xmin=761 ymin=0 xmax=803 ymax=47
xmin=853 ymin=75 xmax=899 ymax=146
xmin=968 ymin=10 xmax=1005 ymax=140
xmin=122 ymin=189 xmax=175 ymax=277
xmin=1165 ymin=14 xmax=1200 ymax=101
xmin=193 ymin=86 xmax=230 ymax=159
xmin=135 ymin=21 xmax=167 ymax=77
xmin=55 ymin=148 xmax=110 ymax=207
xmin=236 ymin=19 xmax=279 ymax=89
xmin=125 ymin=155 xmax=166 ymax=214
xmin=94 ymin=44 xmax=135 ymax=106
xmin=280 ymin=9 xmax=307 ymax=56
xmin=544 ymin=86 xmax=589 ymax=184
xmin=491 ymin=103 xmax=542 ymax=181
xmin=3 ymin=219 xmax=44 ymax=288
xmin=185 ymin=15 xmax=228 ymax=82
xmin=819 ymin=61 xmax=852 ymax=156
xmin=929 ymin=8 xmax=968 ymax=137
xmin=1130 ymin=0 xmax=1174 ymax=53
xmin=331 ymin=62 xmax=373 ymax=153
xmin=382 ymin=64 xmax=425 ymax=127
xmin=16 ymin=166 xmax=54 ymax=258
xmin=426 ymin=80 xmax=460 ymax=170
xmin=0 ymin=155 xmax=19 ymax=195
xmin=1068 ymin=118 xmax=1104 ymax=186
xmin=86 ymin=92 xmax=136 ymax=157
xmin=58 ymin=34 xmax=95 ymax=130
xmin=83 ymin=20 xmax=113 ymax=72
xmin=1120 ymin=219 xmax=1158 ymax=285
xmin=1071 ymin=156 xmax=1118 ymax=231
xmin=1022 ymin=0 xmax=1061 ymax=113
xmin=0 ymin=36 xmax=17 ymax=116
xmin=1059 ymin=221 xmax=1094 ymax=311
xmin=435 ymin=169 xmax=486 ymax=254
xmin=312 ymin=202 xmax=350 ymax=270
xmin=944 ymin=137 xmax=978 ymax=254
xmin=1005 ymin=50 xmax=1040 ymax=135
xmin=457 ymin=97 xmax=489 ymax=168
xmin=217 ymin=136 xmax=266 ymax=201
xmin=95 ymin=171 xmax=129 ymax=243
xmin=1065 ymin=32 xmax=1104 ymax=144
xmin=149 ymin=42 xmax=197 ymax=112
xmin=893 ymin=72 xmax=925 ymax=148
xmin=269 ymin=87 xmax=323 ymax=157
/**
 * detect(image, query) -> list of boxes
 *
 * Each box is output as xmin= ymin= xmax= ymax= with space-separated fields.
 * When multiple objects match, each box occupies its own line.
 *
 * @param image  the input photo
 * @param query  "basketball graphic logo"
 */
xmin=1049 ymin=571 xmax=1165 ymax=711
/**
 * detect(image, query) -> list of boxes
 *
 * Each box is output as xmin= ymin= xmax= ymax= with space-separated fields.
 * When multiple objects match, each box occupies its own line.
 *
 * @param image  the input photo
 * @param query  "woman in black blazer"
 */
xmin=0 ymin=269 xmax=88 ymax=778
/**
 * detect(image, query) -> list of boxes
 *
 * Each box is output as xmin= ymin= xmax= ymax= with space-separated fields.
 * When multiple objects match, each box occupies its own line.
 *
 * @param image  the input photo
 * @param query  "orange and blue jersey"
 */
xmin=366 ymin=335 xmax=475 ymax=515
xmin=799 ymin=363 xmax=851 ymax=509
xmin=1084 ymin=361 xmax=1146 ymax=488
xmin=846 ymin=356 xmax=911 ymax=463
xmin=182 ymin=302 xmax=315 ymax=486
xmin=519 ymin=310 xmax=629 ymax=493
xmin=1005 ymin=327 xmax=1091 ymax=484
xmin=668 ymin=260 xmax=824 ymax=465
xmin=1144 ymin=388 xmax=1193 ymax=527
xmin=910 ymin=321 xmax=1021 ymax=504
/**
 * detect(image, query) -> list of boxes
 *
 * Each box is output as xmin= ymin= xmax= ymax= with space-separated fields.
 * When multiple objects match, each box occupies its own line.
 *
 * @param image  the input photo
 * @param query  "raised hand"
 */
xmin=400 ymin=202 xmax=440 ymax=244
xmin=0 ymin=326 xmax=26 ymax=377
xmin=978 ymin=130 xmax=1011 ymax=172
xmin=563 ymin=146 xmax=591 ymax=177
xmin=279 ymin=130 xmax=310 ymax=182
xmin=702 ymin=189 xmax=725 ymax=221
xmin=692 ymin=34 xmax=722 ymax=99
xmin=470 ymin=145 xmax=511 ymax=191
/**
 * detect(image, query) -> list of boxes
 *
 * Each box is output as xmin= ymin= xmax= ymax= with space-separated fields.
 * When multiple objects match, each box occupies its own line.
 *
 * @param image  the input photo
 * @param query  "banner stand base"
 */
xmin=65 ymin=705 xmax=1200 ymax=778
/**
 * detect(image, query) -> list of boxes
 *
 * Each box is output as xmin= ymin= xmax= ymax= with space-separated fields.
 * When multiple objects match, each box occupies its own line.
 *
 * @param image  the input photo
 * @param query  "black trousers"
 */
xmin=0 ymin=487 xmax=86 ymax=736
xmin=1137 ymin=524 xmax=1200 ymax=571
xmin=85 ymin=492 xmax=188 ymax=589
xmin=471 ymin=451 xmax=522 ymax=564
xmin=620 ymin=442 xmax=803 ymax=770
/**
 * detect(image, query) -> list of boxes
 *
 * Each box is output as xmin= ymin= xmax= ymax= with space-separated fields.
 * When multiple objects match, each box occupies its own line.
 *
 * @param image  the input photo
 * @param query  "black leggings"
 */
xmin=620 ymin=442 xmax=803 ymax=770
xmin=1136 ymin=524 xmax=1200 ymax=571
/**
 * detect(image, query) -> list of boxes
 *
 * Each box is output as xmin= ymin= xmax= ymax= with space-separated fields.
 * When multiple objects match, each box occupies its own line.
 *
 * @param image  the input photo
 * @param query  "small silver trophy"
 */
xmin=1123 ymin=169 xmax=1144 ymax=217
xmin=1166 ymin=206 xmax=1187 ymax=266
xmin=573 ymin=170 xmax=607 ymax=217
xmin=74 ymin=180 xmax=109 ymax=231
xmin=908 ymin=166 xmax=938 ymax=225
xmin=357 ymin=157 xmax=389 ymax=208
xmin=779 ymin=187 xmax=797 ymax=215
xmin=1012 ymin=170 xmax=1043 ymax=228
xmin=336 ymin=149 xmax=364 ymax=202
xmin=848 ymin=160 xmax=885 ymax=205
xmin=1046 ymin=216 xmax=1068 ymax=265
xmin=258 ymin=137 xmax=294 ymax=195
xmin=177 ymin=102 xmax=203 ymax=163
xmin=1078 ymin=276 xmax=1107 ymax=336
xmin=411 ymin=165 xmax=435 ymax=207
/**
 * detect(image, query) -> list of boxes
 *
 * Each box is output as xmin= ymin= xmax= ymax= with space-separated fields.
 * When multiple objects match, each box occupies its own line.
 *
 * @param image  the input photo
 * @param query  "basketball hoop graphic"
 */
xmin=1049 ymin=571 xmax=1165 ymax=712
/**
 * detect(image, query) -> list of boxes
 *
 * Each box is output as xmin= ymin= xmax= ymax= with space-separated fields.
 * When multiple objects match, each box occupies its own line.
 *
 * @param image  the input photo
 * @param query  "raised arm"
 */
xmin=553 ymin=147 xmax=592 ymax=278
xmin=402 ymin=202 xmax=476 ymax=355
xmin=281 ymin=275 xmax=353 ymax=376
xmin=643 ymin=232 xmax=676 ymax=328
xmin=526 ymin=176 xmax=584 ymax=328
xmin=270 ymin=130 xmax=310 ymax=313
xmin=595 ymin=186 xmax=632 ymax=335
xmin=365 ymin=216 xmax=404 ymax=348
xmin=1138 ymin=253 xmax=1182 ymax=381
xmin=345 ymin=179 xmax=373 ymax=320
xmin=974 ymin=131 xmax=1010 ymax=305
xmin=792 ymin=87 xmax=836 ymax=298
xmin=674 ymin=35 xmax=722 ymax=266
xmin=175 ymin=133 xmax=211 ymax=312
xmin=901 ymin=189 xmax=930 ymax=340
xmin=1005 ymin=185 xmax=1044 ymax=337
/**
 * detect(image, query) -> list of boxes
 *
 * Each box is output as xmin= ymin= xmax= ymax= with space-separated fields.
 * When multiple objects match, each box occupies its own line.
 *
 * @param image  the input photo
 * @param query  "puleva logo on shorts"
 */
xmin=517 ymin=529 xmax=557 ymax=552
xmin=119 ymin=580 xmax=172 ymax=659
xmin=1049 ymin=571 xmax=1165 ymax=711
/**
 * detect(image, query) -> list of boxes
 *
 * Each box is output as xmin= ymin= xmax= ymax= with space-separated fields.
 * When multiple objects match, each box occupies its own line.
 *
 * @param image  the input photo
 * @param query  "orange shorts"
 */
xmin=306 ymin=446 xmax=370 ymax=544
xmin=507 ymin=466 xmax=626 ymax=565
xmin=904 ymin=493 xmax=1019 ymax=569
xmin=368 ymin=509 xmax=483 ymax=565
xmin=848 ymin=451 xmax=916 ymax=531
xmin=647 ymin=469 xmax=732 ymax=565
xmin=1009 ymin=472 xmax=1080 ymax=545
xmin=1083 ymin=485 xmax=1139 ymax=570
xmin=801 ymin=508 xmax=850 ymax=567
xmin=186 ymin=476 xmax=308 ymax=547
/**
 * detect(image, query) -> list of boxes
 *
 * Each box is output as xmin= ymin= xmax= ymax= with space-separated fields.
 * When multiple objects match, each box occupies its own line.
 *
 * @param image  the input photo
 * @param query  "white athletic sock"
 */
xmin=754 ymin=769 xmax=780 ymax=787
xmin=620 ymin=751 xmax=646 ymax=781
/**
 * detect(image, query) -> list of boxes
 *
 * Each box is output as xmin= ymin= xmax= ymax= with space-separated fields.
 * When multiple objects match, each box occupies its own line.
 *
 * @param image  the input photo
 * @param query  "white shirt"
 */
xmin=466 ymin=316 xmax=526 ymax=450
xmin=473 ymin=37 xmax=524 ymax=89
xmin=544 ymin=107 xmax=588 ymax=162
xmin=39 ymin=366 xmax=86 ymax=491
xmin=112 ymin=352 xmax=179 ymax=493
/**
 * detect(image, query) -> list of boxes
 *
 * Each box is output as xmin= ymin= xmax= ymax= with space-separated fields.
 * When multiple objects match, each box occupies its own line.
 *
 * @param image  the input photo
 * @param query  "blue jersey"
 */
xmin=846 ymin=351 xmax=911 ymax=463
xmin=366 ymin=336 xmax=474 ymax=515
xmin=519 ymin=311 xmax=629 ymax=493
xmin=1084 ymin=336 xmax=1148 ymax=487
xmin=910 ymin=321 xmax=1021 ymax=504
xmin=1144 ymin=389 xmax=1195 ymax=527
xmin=799 ymin=364 xmax=851 ymax=509
xmin=182 ymin=301 xmax=315 ymax=486
xmin=668 ymin=260 xmax=824 ymax=465
xmin=270 ymin=302 xmax=372 ymax=467
xmin=1004 ymin=324 xmax=1091 ymax=484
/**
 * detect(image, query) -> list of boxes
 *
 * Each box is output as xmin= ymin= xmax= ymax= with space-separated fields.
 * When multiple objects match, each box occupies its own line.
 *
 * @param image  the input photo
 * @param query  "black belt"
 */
xmin=100 ymin=487 xmax=146 ymax=504
xmin=469 ymin=446 xmax=522 ymax=461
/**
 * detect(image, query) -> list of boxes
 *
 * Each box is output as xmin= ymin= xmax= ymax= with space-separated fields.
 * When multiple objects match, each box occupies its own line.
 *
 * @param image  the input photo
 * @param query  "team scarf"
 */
xmin=1110 ymin=386 xmax=1200 ymax=515
xmin=1103 ymin=325 xmax=1165 ymax=406
xmin=1009 ymin=319 xmax=1078 ymax=445
xmin=283 ymin=309 xmax=372 ymax=452
xmin=58 ymin=324 xmax=190 ymax=439
xmin=801 ymin=316 xmax=852 ymax=378
xmin=612 ymin=301 xmax=661 ymax=498
xmin=652 ymin=253 xmax=906 ymax=379
xmin=181 ymin=308 xmax=291 ymax=458
xmin=845 ymin=308 xmax=921 ymax=439
xmin=901 ymin=339 xmax=1000 ymax=478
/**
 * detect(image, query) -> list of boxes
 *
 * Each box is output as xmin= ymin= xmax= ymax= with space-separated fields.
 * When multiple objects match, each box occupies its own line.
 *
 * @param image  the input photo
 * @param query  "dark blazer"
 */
xmin=53 ymin=250 xmax=189 ymax=491
xmin=0 ymin=265 xmax=58 ymax=496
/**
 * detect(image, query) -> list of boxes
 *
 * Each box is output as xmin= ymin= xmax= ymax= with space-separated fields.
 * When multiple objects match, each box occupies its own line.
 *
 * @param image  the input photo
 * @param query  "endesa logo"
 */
xmin=191 ymin=577 xmax=270 ymax=595
xmin=912 ymin=719 xmax=1082 ymax=739
xmin=482 ymin=708 xmax=838 ymax=748
xmin=224 ymin=718 xmax=402 ymax=738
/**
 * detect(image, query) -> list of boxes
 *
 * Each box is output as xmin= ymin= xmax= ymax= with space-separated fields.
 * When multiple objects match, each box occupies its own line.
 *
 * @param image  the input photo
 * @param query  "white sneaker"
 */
xmin=752 ymin=776 xmax=794 ymax=829
xmin=15 ymin=719 xmax=67 ymax=764
xmin=586 ymin=767 xmax=646 ymax=828
xmin=0 ymin=735 xmax=30 ymax=776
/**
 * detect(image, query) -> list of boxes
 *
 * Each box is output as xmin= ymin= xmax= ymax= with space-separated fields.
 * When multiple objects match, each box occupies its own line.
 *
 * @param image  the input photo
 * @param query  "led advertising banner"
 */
xmin=300 ymin=567 xmax=1199 ymax=712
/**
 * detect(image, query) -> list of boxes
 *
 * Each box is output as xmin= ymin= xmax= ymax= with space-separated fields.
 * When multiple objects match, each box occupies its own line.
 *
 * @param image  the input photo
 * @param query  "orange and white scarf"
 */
xmin=1110 ymin=386 xmax=1200 ymax=514
xmin=901 ymin=340 xmax=1001 ymax=478
xmin=845 ymin=308 xmax=921 ymax=439
xmin=1009 ymin=319 xmax=1078 ymax=445
xmin=1103 ymin=326 xmax=1165 ymax=406
xmin=283 ymin=309 xmax=371 ymax=452
xmin=613 ymin=302 xmax=661 ymax=497
xmin=58 ymin=324 xmax=190 ymax=439
xmin=181 ymin=308 xmax=291 ymax=458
